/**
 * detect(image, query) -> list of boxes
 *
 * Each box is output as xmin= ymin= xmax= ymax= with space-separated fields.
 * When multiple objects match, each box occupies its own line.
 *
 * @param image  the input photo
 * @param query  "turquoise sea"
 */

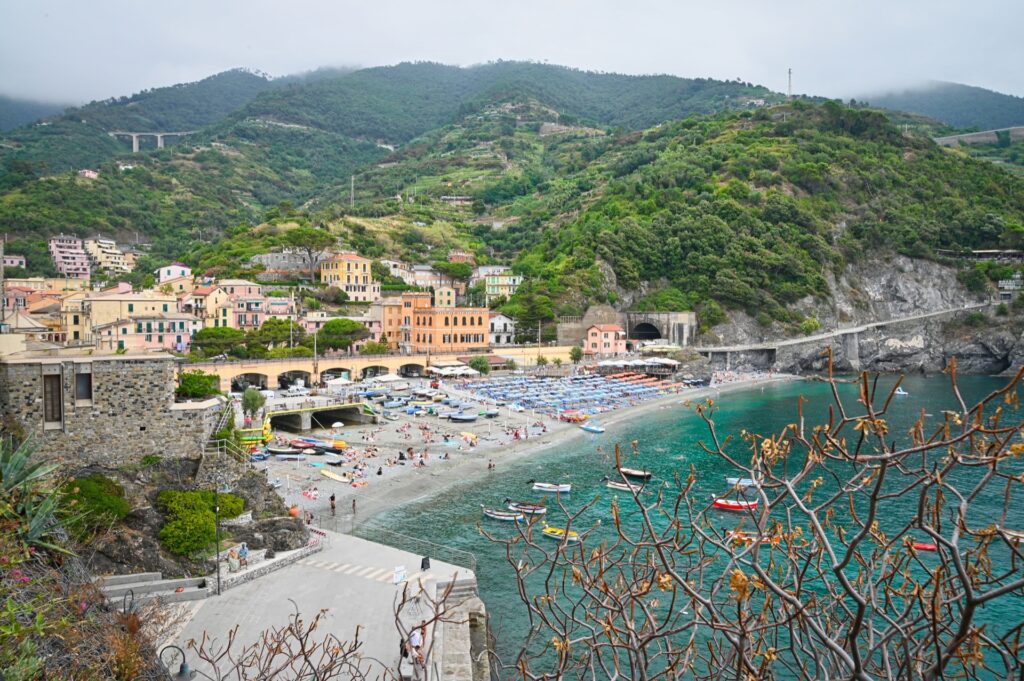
xmin=358 ymin=374 xmax=1024 ymax=674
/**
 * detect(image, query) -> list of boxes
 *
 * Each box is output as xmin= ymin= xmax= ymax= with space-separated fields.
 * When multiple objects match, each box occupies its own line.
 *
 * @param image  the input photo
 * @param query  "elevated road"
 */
xmin=934 ymin=126 xmax=1024 ymax=147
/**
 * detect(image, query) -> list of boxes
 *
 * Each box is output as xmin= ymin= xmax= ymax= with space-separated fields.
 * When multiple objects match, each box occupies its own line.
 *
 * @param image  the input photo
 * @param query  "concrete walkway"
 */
xmin=170 ymin=531 xmax=474 ymax=678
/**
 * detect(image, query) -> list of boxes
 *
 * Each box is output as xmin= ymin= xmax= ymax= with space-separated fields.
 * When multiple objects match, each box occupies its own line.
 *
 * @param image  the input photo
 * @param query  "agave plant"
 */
xmin=1 ymin=438 xmax=58 ymax=494
xmin=0 ymin=438 xmax=69 ymax=554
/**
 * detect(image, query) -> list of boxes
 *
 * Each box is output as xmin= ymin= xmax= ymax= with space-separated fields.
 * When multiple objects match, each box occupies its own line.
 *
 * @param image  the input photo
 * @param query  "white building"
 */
xmin=155 ymin=263 xmax=192 ymax=284
xmin=489 ymin=313 xmax=517 ymax=345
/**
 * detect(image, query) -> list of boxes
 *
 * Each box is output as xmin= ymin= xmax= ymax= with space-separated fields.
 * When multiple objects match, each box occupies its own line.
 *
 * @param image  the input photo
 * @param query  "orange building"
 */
xmin=377 ymin=292 xmax=489 ymax=355
xmin=585 ymin=324 xmax=627 ymax=356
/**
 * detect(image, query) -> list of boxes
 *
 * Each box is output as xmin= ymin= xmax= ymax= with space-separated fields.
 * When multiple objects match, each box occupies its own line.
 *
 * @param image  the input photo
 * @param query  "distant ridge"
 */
xmin=0 ymin=94 xmax=68 ymax=132
xmin=863 ymin=81 xmax=1024 ymax=130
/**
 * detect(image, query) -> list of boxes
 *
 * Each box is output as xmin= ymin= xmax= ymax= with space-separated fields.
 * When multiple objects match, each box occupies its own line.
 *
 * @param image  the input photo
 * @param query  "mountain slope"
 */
xmin=864 ymin=81 xmax=1024 ymax=130
xmin=0 ymin=94 xmax=68 ymax=131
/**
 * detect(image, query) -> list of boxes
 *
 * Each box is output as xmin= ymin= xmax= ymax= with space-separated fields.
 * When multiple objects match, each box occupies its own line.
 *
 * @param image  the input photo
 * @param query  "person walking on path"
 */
xmin=330 ymin=493 xmax=336 ymax=516
xmin=352 ymin=498 xmax=357 ymax=515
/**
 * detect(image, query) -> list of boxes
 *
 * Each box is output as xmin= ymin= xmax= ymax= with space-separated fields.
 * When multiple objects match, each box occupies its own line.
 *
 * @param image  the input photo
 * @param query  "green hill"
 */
xmin=863 ymin=81 xmax=1024 ymax=131
xmin=0 ymin=94 xmax=68 ymax=131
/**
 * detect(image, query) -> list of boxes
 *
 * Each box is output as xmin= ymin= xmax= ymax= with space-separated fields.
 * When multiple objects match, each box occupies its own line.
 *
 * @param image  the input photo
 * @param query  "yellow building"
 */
xmin=60 ymin=290 xmax=179 ymax=345
xmin=319 ymin=252 xmax=381 ymax=302
xmin=83 ymin=237 xmax=131 ymax=273
xmin=485 ymin=272 xmax=524 ymax=305
xmin=181 ymin=286 xmax=232 ymax=329
xmin=5 ymin=277 xmax=89 ymax=293
xmin=434 ymin=286 xmax=456 ymax=308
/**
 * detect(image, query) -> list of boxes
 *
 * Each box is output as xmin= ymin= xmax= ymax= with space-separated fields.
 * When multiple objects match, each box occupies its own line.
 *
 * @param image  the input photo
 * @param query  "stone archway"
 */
xmin=632 ymin=322 xmax=662 ymax=341
xmin=278 ymin=370 xmax=312 ymax=389
xmin=231 ymin=372 xmax=268 ymax=391
xmin=399 ymin=363 xmax=425 ymax=377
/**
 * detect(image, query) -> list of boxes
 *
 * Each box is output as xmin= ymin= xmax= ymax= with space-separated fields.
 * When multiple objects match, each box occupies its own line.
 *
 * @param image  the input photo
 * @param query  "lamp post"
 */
xmin=160 ymin=644 xmax=195 ymax=679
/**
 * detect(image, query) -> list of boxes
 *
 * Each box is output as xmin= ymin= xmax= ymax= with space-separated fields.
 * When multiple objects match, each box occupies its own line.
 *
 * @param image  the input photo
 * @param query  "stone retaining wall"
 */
xmin=215 ymin=542 xmax=323 ymax=594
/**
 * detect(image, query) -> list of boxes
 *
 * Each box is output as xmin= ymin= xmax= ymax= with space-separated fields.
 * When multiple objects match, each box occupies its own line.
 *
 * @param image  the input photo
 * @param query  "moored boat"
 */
xmin=481 ymin=504 xmax=524 ymax=521
xmin=619 ymin=467 xmax=652 ymax=481
xmin=895 ymin=387 xmax=909 ymax=396
xmin=527 ymin=480 xmax=571 ymax=494
xmin=1003 ymin=528 xmax=1024 ymax=543
xmin=711 ymin=495 xmax=758 ymax=511
xmin=601 ymin=477 xmax=643 ymax=492
xmin=504 ymin=499 xmax=547 ymax=515
xmin=726 ymin=530 xmax=780 ymax=546
xmin=580 ymin=422 xmax=605 ymax=434
xmin=912 ymin=542 xmax=938 ymax=552
xmin=726 ymin=477 xmax=757 ymax=488
xmin=540 ymin=522 xmax=579 ymax=543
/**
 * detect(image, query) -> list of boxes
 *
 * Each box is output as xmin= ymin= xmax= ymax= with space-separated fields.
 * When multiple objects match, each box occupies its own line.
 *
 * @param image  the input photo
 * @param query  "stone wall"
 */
xmin=0 ymin=354 xmax=224 ymax=465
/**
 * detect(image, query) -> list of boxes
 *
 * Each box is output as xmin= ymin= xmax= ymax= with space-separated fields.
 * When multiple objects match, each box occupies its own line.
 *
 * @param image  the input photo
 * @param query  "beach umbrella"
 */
xmin=331 ymin=422 xmax=344 ymax=428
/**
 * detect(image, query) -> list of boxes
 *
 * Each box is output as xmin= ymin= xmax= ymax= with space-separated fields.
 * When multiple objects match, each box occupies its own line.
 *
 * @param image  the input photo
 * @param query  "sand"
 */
xmin=253 ymin=373 xmax=801 ymax=529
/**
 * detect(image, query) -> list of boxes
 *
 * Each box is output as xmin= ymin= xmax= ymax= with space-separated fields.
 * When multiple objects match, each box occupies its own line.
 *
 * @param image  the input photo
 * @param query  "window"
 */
xmin=158 ymin=335 xmax=163 ymax=343
xmin=73 ymin=314 xmax=79 ymax=325
xmin=73 ymin=331 xmax=79 ymax=340
xmin=128 ymin=303 xmax=134 ymax=313
xmin=75 ymin=365 xmax=92 ymax=402
xmin=43 ymin=371 xmax=62 ymax=424
xmin=162 ymin=304 xmax=168 ymax=312
xmin=118 ymin=340 xmax=125 ymax=350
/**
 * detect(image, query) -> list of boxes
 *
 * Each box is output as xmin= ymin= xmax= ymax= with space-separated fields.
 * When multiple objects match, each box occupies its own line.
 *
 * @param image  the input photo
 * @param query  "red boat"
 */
xmin=711 ymin=496 xmax=758 ymax=511
xmin=912 ymin=542 xmax=938 ymax=552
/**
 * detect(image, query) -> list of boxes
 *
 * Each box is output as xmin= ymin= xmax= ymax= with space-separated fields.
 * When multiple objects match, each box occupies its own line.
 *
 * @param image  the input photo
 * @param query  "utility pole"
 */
xmin=788 ymin=68 xmax=793 ymax=99
xmin=350 ymin=175 xmax=354 ymax=208
xmin=0 ymin=236 xmax=6 ymax=328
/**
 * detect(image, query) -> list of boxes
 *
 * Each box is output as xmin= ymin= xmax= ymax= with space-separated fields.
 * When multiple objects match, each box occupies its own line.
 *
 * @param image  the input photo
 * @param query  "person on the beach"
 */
xmin=330 ymin=493 xmax=336 ymax=516
xmin=352 ymin=498 xmax=356 ymax=514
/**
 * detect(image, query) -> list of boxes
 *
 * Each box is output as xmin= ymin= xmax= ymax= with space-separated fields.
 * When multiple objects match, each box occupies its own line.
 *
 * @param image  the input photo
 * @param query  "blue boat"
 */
xmin=581 ymin=421 xmax=605 ymax=434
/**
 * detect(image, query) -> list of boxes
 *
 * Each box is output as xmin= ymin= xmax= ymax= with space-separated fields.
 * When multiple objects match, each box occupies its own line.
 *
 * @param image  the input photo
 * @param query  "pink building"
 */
xmin=2 ymin=254 xmax=27 ymax=269
xmin=94 ymin=313 xmax=199 ymax=353
xmin=585 ymin=324 xmax=627 ymax=356
xmin=49 ymin=235 xmax=91 ymax=279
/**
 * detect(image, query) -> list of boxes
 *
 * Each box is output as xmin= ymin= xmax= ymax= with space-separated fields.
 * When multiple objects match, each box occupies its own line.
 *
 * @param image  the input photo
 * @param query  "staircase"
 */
xmin=96 ymin=572 xmax=210 ymax=605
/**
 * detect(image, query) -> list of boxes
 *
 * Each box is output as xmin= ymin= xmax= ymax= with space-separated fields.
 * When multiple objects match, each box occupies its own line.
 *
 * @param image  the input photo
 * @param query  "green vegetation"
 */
xmin=864 ymin=81 xmax=1024 ymax=130
xmin=359 ymin=340 xmax=389 ymax=355
xmin=176 ymin=370 xmax=221 ymax=399
xmin=242 ymin=387 xmax=266 ymax=416
xmin=61 ymin=473 xmax=130 ymax=536
xmin=317 ymin=318 xmax=370 ymax=350
xmin=468 ymin=356 xmax=492 ymax=375
xmin=0 ymin=94 xmax=66 ymax=132
xmin=157 ymin=489 xmax=244 ymax=556
xmin=569 ymin=345 xmax=583 ymax=364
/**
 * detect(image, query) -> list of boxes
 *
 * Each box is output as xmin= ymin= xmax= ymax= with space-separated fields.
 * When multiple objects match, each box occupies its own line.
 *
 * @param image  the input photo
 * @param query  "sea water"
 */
xmin=359 ymin=374 xmax=1023 ymax=672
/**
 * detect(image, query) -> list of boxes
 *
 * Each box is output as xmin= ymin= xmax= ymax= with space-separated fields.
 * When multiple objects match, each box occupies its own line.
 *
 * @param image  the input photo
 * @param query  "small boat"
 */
xmin=383 ymin=400 xmax=406 ymax=409
xmin=711 ymin=496 xmax=758 ymax=511
xmin=270 ymin=478 xmax=283 ymax=489
xmin=619 ymin=468 xmax=652 ymax=481
xmin=301 ymin=447 xmax=324 ymax=456
xmin=540 ymin=522 xmax=579 ymax=543
xmin=1003 ymin=528 xmax=1024 ymax=543
xmin=290 ymin=438 xmax=316 ymax=449
xmin=483 ymin=409 xmax=500 ymax=418
xmin=249 ymin=452 xmax=269 ymax=462
xmin=504 ymin=499 xmax=547 ymax=515
xmin=912 ymin=542 xmax=938 ymax=552
xmin=275 ymin=453 xmax=307 ymax=461
xmin=383 ymin=411 xmax=400 ymax=421
xmin=580 ymin=423 xmax=606 ymax=434
xmin=266 ymin=444 xmax=300 ymax=456
xmin=895 ymin=387 xmax=909 ymax=396
xmin=602 ymin=477 xmax=643 ymax=492
xmin=527 ymin=480 xmax=571 ymax=494
xmin=726 ymin=477 xmax=757 ymax=488
xmin=450 ymin=412 xmax=479 ymax=423
xmin=481 ymin=504 xmax=523 ymax=521
xmin=323 ymin=455 xmax=345 ymax=466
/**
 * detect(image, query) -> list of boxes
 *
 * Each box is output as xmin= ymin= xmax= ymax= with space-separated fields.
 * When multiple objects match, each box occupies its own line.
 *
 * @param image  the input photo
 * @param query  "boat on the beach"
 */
xmin=275 ymin=453 xmax=307 ymax=461
xmin=580 ymin=422 xmax=605 ymax=434
xmin=726 ymin=477 xmax=757 ymax=488
xmin=323 ymin=455 xmax=345 ymax=466
xmin=504 ymin=499 xmax=547 ymax=515
xmin=540 ymin=522 xmax=579 ymax=543
xmin=711 ymin=496 xmax=758 ymax=511
xmin=601 ymin=476 xmax=643 ymax=492
xmin=249 ymin=452 xmax=269 ymax=462
xmin=483 ymin=409 xmax=500 ymax=418
xmin=383 ymin=399 xmax=407 ymax=408
xmin=383 ymin=411 xmax=399 ymax=421
xmin=619 ymin=468 xmax=652 ymax=481
xmin=527 ymin=480 xmax=571 ymax=494
xmin=266 ymin=444 xmax=300 ymax=456
xmin=895 ymin=387 xmax=909 ymax=396
xmin=480 ymin=504 xmax=524 ymax=521
xmin=450 ymin=412 xmax=478 ymax=423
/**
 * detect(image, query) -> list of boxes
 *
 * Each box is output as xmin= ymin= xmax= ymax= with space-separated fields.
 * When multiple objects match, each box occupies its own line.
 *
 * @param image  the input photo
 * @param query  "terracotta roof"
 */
xmin=590 ymin=324 xmax=624 ymax=332
xmin=191 ymin=285 xmax=218 ymax=296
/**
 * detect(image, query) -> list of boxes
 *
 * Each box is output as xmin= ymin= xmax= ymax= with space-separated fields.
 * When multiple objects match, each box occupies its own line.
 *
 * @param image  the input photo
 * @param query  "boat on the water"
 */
xmin=711 ymin=496 xmax=758 ymax=511
xmin=601 ymin=477 xmax=643 ymax=492
xmin=619 ymin=468 xmax=652 ymax=481
xmin=527 ymin=480 xmax=571 ymax=494
xmin=480 ymin=504 xmax=524 ymax=521
xmin=912 ymin=542 xmax=937 ymax=552
xmin=726 ymin=477 xmax=757 ymax=488
xmin=504 ymin=499 xmax=547 ymax=515
xmin=450 ymin=412 xmax=478 ymax=423
xmin=1003 ymin=528 xmax=1024 ymax=543
xmin=540 ymin=522 xmax=579 ymax=543
xmin=895 ymin=387 xmax=909 ymax=396
xmin=580 ymin=422 xmax=605 ymax=434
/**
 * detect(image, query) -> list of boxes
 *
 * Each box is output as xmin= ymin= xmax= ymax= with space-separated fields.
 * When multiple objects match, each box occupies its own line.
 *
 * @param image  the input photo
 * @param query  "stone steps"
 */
xmin=98 ymin=573 xmax=209 ymax=605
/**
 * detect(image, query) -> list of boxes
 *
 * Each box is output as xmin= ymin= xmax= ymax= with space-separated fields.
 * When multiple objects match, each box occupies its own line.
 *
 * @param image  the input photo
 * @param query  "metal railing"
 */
xmin=356 ymin=527 xmax=478 ymax=573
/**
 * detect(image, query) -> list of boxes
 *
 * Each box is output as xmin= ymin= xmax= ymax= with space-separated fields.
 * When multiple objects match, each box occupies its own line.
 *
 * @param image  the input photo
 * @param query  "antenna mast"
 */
xmin=788 ymin=68 xmax=793 ymax=99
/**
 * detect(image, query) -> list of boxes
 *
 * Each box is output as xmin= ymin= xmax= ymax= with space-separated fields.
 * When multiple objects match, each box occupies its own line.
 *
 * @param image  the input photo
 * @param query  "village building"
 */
xmin=484 ymin=271 xmax=523 ymax=305
xmin=94 ymin=312 xmax=199 ymax=352
xmin=155 ymin=263 xmax=193 ymax=283
xmin=447 ymin=249 xmax=476 ymax=265
xmin=585 ymin=323 xmax=627 ymax=356
xmin=489 ymin=313 xmax=517 ymax=346
xmin=319 ymin=252 xmax=381 ymax=302
xmin=379 ymin=259 xmax=414 ymax=285
xmin=376 ymin=291 xmax=488 ymax=354
xmin=83 ymin=237 xmax=131 ymax=274
xmin=48 ymin=235 xmax=91 ymax=279
xmin=434 ymin=286 xmax=457 ymax=308
xmin=2 ymin=254 xmax=27 ymax=269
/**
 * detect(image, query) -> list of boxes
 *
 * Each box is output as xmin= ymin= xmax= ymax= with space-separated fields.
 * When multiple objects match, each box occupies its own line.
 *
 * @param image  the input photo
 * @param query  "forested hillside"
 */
xmin=0 ymin=94 xmax=67 ymax=131
xmin=864 ymin=81 xmax=1024 ymax=130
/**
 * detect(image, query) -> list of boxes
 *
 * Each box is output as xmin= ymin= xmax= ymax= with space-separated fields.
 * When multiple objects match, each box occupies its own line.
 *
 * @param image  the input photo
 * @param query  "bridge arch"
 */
xmin=399 ymin=363 xmax=425 ymax=377
xmin=632 ymin=322 xmax=662 ymax=341
xmin=361 ymin=365 xmax=390 ymax=380
xmin=321 ymin=366 xmax=352 ymax=381
xmin=278 ymin=370 xmax=312 ymax=389
xmin=230 ymin=372 xmax=269 ymax=391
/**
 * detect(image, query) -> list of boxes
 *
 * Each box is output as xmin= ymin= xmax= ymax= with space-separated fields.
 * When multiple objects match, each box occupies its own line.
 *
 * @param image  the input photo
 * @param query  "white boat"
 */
xmin=619 ymin=467 xmax=652 ymax=480
xmin=602 ymin=477 xmax=643 ymax=492
xmin=527 ymin=480 xmax=571 ymax=494
xmin=504 ymin=499 xmax=547 ymax=515
xmin=726 ymin=477 xmax=757 ymax=488
xmin=580 ymin=422 xmax=605 ymax=434
xmin=895 ymin=387 xmax=909 ymax=396
xmin=480 ymin=504 xmax=523 ymax=521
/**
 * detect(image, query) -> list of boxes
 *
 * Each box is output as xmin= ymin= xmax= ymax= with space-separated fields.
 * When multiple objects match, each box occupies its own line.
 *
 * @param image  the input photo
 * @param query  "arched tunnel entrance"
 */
xmin=231 ymin=373 xmax=269 ymax=392
xmin=399 ymin=363 xmax=425 ymax=377
xmin=631 ymin=322 xmax=662 ymax=341
xmin=278 ymin=370 xmax=312 ymax=389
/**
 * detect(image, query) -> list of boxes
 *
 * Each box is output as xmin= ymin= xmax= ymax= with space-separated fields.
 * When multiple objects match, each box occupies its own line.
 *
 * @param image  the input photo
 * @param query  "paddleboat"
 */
xmin=541 ymin=522 xmax=579 ymax=543
xmin=726 ymin=477 xmax=757 ymax=488
xmin=711 ymin=496 xmax=758 ymax=511
xmin=895 ymin=387 xmax=909 ymax=396
xmin=580 ymin=422 xmax=606 ymax=434
xmin=619 ymin=467 xmax=652 ymax=481
xmin=527 ymin=480 xmax=571 ymax=494
xmin=504 ymin=499 xmax=547 ymax=515
xmin=601 ymin=477 xmax=643 ymax=493
xmin=481 ymin=504 xmax=524 ymax=522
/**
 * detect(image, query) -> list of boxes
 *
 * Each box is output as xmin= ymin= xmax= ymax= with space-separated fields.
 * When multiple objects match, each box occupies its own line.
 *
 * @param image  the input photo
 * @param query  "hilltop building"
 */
xmin=2 ymin=254 xmax=26 ymax=269
xmin=484 ymin=271 xmax=523 ymax=305
xmin=84 ymin=237 xmax=131 ymax=274
xmin=156 ymin=263 xmax=192 ymax=283
xmin=489 ymin=313 xmax=517 ymax=345
xmin=319 ymin=252 xmax=381 ymax=302
xmin=447 ymin=249 xmax=476 ymax=265
xmin=48 ymin=235 xmax=91 ymax=280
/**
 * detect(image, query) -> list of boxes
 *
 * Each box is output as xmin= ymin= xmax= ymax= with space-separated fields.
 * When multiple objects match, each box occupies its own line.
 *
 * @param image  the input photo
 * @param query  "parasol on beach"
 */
xmin=331 ymin=422 xmax=344 ymax=428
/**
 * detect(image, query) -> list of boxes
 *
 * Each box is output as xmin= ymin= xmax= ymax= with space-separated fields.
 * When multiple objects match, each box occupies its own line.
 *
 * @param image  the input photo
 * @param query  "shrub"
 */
xmin=62 ymin=474 xmax=130 ymax=532
xmin=140 ymin=454 xmax=162 ymax=468
xmin=176 ymin=371 xmax=221 ymax=399
xmin=157 ymin=489 xmax=244 ymax=555
xmin=996 ymin=303 xmax=1009 ymax=316
xmin=800 ymin=316 xmax=821 ymax=335
xmin=963 ymin=312 xmax=987 ymax=327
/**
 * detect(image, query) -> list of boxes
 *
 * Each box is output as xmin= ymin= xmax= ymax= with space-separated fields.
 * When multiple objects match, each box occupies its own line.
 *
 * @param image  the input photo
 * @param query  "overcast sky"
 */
xmin=1 ymin=0 xmax=1021 ymax=104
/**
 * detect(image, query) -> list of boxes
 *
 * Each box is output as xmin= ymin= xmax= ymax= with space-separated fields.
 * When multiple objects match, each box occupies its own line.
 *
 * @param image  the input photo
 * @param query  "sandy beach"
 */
xmin=253 ymin=372 xmax=801 ymax=529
